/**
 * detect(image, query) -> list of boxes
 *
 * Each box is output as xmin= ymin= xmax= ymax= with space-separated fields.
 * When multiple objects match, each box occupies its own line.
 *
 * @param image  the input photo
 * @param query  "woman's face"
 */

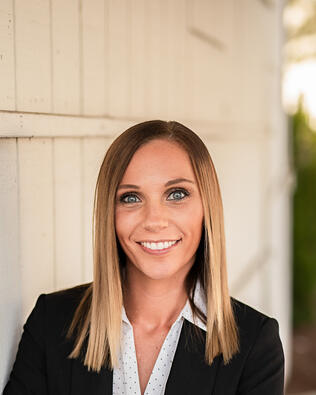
xmin=115 ymin=139 xmax=204 ymax=281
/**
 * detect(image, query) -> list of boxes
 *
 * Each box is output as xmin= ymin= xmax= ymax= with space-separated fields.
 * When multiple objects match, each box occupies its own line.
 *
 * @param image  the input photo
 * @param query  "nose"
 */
xmin=142 ymin=201 xmax=168 ymax=232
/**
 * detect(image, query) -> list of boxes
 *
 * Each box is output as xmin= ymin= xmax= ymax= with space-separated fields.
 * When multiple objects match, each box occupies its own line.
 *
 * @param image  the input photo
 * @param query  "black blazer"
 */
xmin=3 ymin=284 xmax=285 ymax=395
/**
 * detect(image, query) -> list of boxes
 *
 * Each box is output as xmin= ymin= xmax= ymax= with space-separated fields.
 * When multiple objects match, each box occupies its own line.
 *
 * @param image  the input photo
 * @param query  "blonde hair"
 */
xmin=67 ymin=120 xmax=239 ymax=372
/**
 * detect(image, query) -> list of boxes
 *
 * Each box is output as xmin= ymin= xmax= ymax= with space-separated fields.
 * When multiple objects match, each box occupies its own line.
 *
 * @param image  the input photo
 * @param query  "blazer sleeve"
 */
xmin=3 ymin=294 xmax=48 ymax=395
xmin=237 ymin=317 xmax=285 ymax=395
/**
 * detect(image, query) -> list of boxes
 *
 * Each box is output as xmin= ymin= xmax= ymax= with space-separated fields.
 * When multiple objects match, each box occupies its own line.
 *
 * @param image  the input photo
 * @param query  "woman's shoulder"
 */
xmin=44 ymin=282 xmax=91 ymax=306
xmin=46 ymin=282 xmax=91 ymax=312
xmin=230 ymin=296 xmax=279 ymax=327
xmin=229 ymin=296 xmax=282 ymax=354
xmin=222 ymin=297 xmax=285 ymax=393
xmin=28 ymin=283 xmax=92 ymax=339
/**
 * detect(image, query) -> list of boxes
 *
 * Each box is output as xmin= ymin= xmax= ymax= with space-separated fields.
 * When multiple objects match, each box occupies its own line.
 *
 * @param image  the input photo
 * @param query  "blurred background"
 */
xmin=283 ymin=0 xmax=316 ymax=393
xmin=0 ymin=0 xmax=315 ymax=393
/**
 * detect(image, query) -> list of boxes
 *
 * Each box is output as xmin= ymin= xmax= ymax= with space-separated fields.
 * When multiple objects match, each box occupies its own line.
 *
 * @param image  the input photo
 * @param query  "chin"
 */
xmin=136 ymin=261 xmax=186 ymax=282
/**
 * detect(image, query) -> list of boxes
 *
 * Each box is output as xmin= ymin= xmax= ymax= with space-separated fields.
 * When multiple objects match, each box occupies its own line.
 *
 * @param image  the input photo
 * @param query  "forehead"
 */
xmin=121 ymin=139 xmax=195 ymax=182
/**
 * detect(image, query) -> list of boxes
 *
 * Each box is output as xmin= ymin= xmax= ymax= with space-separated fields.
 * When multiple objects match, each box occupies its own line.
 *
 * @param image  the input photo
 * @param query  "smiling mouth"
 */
xmin=136 ymin=238 xmax=182 ymax=253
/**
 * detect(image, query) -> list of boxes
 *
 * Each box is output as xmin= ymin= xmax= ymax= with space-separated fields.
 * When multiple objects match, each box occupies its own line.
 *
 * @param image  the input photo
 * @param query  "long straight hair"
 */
xmin=66 ymin=120 xmax=239 ymax=372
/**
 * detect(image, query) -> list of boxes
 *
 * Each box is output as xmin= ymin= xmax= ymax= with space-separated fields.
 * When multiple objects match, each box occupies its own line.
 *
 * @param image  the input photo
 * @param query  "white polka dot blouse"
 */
xmin=112 ymin=281 xmax=207 ymax=395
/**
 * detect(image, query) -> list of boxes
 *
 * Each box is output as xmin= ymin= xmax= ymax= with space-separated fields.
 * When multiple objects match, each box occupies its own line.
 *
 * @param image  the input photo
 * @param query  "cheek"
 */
xmin=178 ymin=203 xmax=204 ymax=232
xmin=115 ymin=209 xmax=137 ymax=240
xmin=114 ymin=210 xmax=126 ymax=241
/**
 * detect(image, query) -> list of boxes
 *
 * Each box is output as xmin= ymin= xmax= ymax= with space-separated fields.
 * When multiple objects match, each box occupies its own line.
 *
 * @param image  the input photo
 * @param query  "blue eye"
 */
xmin=118 ymin=188 xmax=189 ymax=204
xmin=167 ymin=189 xmax=189 ymax=201
xmin=120 ymin=194 xmax=140 ymax=204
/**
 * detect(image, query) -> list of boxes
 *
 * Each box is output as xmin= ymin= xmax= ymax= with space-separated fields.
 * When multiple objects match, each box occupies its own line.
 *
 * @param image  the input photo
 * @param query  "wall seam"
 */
xmin=12 ymin=0 xmax=17 ymax=111
xmin=80 ymin=138 xmax=85 ymax=283
xmin=52 ymin=138 xmax=57 ymax=290
xmin=49 ymin=0 xmax=54 ymax=113
xmin=78 ymin=0 xmax=84 ymax=115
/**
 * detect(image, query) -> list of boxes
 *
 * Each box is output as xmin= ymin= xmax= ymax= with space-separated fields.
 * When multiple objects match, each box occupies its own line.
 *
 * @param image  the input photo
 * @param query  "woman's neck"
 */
xmin=123 ymin=267 xmax=188 ymax=331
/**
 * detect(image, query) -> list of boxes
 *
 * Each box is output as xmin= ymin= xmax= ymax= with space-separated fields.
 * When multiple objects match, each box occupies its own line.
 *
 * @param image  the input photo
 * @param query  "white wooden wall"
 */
xmin=0 ymin=0 xmax=292 ymax=389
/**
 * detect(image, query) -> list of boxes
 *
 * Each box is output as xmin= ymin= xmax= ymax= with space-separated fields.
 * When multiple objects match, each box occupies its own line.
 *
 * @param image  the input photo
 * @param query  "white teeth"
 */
xmin=140 ymin=240 xmax=178 ymax=250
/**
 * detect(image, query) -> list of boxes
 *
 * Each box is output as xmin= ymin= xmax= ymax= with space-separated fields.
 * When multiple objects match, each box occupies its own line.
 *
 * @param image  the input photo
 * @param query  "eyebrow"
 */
xmin=117 ymin=177 xmax=195 ymax=190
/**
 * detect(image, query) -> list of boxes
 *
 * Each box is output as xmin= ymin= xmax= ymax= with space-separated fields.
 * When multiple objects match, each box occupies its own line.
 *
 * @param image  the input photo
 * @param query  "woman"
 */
xmin=4 ymin=120 xmax=285 ymax=394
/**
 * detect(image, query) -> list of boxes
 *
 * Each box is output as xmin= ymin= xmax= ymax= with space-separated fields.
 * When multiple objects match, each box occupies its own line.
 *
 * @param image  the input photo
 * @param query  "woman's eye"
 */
xmin=167 ymin=189 xmax=189 ymax=201
xmin=120 ymin=194 xmax=140 ymax=204
xmin=118 ymin=189 xmax=189 ymax=204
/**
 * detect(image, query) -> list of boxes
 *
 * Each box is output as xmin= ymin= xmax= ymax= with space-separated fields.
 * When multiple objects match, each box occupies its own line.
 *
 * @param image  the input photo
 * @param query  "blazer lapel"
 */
xmin=165 ymin=319 xmax=221 ymax=395
xmin=70 ymin=357 xmax=113 ymax=395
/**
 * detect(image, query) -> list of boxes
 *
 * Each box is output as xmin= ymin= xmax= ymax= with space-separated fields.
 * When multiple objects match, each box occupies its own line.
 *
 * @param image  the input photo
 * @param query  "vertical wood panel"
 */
xmin=231 ymin=262 xmax=264 ymax=309
xmin=108 ymin=0 xmax=130 ymax=117
xmin=187 ymin=0 xmax=236 ymax=122
xmin=234 ymin=0 xmax=275 ymax=124
xmin=191 ymin=0 xmax=233 ymax=47
xmin=0 ymin=0 xmax=15 ymax=110
xmin=159 ymin=0 xmax=187 ymax=119
xmin=172 ymin=0 xmax=188 ymax=120
xmin=51 ymin=0 xmax=80 ymax=114
xmin=82 ymin=137 xmax=111 ymax=282
xmin=81 ymin=0 xmax=106 ymax=116
xmin=15 ymin=0 xmax=51 ymax=112
xmin=144 ymin=0 xmax=161 ymax=118
xmin=205 ymin=138 xmax=265 ymax=294
xmin=182 ymin=0 xmax=196 ymax=121
xmin=129 ymin=0 xmax=146 ymax=119
xmin=18 ymin=138 xmax=54 ymax=318
xmin=159 ymin=0 xmax=172 ymax=119
xmin=54 ymin=138 xmax=82 ymax=289
xmin=0 ymin=139 xmax=21 ymax=390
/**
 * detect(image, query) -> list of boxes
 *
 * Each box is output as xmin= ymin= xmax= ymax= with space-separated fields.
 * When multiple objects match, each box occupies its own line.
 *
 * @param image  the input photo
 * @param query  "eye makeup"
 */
xmin=117 ymin=187 xmax=191 ymax=205
xmin=166 ymin=188 xmax=190 ymax=201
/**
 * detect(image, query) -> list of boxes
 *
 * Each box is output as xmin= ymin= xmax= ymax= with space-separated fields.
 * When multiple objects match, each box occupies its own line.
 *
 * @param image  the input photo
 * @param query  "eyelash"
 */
xmin=118 ymin=188 xmax=190 ymax=204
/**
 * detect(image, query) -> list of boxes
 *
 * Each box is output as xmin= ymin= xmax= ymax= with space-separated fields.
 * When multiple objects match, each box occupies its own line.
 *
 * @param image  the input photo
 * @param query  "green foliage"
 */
xmin=292 ymin=106 xmax=316 ymax=327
